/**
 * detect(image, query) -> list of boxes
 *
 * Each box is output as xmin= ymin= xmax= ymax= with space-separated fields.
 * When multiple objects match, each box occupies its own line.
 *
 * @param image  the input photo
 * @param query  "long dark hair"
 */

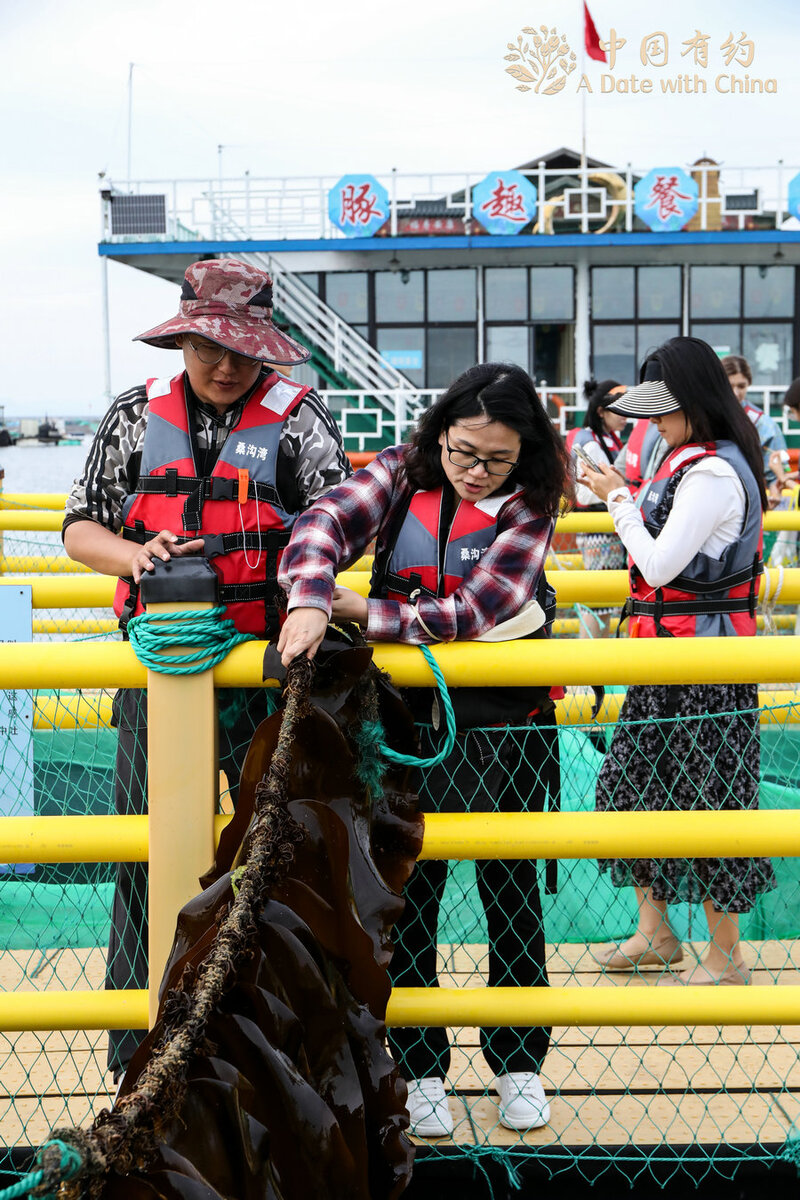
xmin=645 ymin=337 xmax=767 ymax=510
xmin=582 ymin=378 xmax=625 ymax=460
xmin=403 ymin=362 xmax=572 ymax=517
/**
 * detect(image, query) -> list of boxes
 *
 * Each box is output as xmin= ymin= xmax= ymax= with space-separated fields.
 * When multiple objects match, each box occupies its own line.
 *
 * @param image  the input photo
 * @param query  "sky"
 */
xmin=1 ymin=0 xmax=799 ymax=417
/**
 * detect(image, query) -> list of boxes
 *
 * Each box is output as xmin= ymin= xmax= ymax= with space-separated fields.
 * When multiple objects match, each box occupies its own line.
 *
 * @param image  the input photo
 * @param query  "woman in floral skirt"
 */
xmin=579 ymin=336 xmax=775 ymax=986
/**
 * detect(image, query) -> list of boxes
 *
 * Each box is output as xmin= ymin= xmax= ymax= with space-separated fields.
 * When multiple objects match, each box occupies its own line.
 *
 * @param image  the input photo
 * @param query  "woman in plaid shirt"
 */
xmin=278 ymin=362 xmax=571 ymax=1139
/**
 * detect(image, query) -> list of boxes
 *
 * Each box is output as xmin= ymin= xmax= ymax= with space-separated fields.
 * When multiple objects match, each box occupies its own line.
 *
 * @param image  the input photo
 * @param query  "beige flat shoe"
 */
xmin=656 ymin=962 xmax=751 ymax=987
xmin=591 ymin=937 xmax=683 ymax=971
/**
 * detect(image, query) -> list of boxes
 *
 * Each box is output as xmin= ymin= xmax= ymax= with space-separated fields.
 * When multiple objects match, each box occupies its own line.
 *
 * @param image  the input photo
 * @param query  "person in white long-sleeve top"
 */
xmin=579 ymin=336 xmax=775 ymax=987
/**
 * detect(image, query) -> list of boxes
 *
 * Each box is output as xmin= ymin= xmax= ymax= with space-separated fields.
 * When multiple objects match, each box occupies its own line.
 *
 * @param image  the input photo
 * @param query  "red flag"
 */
xmin=584 ymin=1 xmax=607 ymax=62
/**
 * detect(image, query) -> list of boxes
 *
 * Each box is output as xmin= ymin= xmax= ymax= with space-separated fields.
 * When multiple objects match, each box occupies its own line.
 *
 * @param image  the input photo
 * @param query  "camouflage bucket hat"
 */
xmin=133 ymin=258 xmax=311 ymax=366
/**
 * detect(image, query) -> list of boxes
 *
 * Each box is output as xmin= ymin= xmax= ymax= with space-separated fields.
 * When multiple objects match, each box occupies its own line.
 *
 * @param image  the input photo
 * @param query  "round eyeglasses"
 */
xmin=184 ymin=338 xmax=259 ymax=367
xmin=444 ymin=431 xmax=519 ymax=476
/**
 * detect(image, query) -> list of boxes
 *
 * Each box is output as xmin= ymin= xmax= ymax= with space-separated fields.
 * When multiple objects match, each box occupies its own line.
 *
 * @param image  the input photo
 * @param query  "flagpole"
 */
xmin=580 ymin=1 xmax=587 ymax=231
xmin=580 ymin=1 xmax=586 ymax=174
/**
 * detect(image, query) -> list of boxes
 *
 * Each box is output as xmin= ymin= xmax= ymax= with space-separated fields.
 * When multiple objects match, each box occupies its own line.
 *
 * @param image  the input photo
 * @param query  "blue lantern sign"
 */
xmin=329 ymin=175 xmax=389 ymax=238
xmin=634 ymin=168 xmax=699 ymax=232
xmin=472 ymin=170 xmax=537 ymax=235
xmin=787 ymin=172 xmax=800 ymax=222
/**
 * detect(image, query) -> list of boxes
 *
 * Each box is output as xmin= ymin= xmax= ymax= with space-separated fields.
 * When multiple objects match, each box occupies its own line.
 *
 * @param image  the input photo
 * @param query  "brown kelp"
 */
xmin=53 ymin=631 xmax=422 ymax=1199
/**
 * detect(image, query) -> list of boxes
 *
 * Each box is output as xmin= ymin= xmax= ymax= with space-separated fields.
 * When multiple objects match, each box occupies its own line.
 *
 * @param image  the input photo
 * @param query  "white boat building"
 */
xmin=98 ymin=148 xmax=800 ymax=448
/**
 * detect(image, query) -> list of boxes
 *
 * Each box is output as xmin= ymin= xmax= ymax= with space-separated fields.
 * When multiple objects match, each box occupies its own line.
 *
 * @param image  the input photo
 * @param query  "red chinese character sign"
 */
xmin=634 ymin=167 xmax=699 ymax=232
xmin=472 ymin=170 xmax=538 ymax=235
xmin=329 ymin=175 xmax=389 ymax=238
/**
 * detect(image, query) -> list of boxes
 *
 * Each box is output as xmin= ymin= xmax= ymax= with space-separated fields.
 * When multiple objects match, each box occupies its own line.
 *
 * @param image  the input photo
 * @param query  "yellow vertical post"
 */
xmin=140 ymin=558 xmax=219 ymax=1028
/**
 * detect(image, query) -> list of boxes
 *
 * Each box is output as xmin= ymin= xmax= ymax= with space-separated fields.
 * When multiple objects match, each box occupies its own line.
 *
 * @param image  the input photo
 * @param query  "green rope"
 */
xmin=353 ymin=717 xmax=387 ymax=798
xmin=376 ymin=644 xmax=457 ymax=768
xmin=460 ymin=1145 xmax=523 ymax=1194
xmin=0 ymin=1173 xmax=44 ymax=1200
xmin=777 ymin=1132 xmax=800 ymax=1173
xmin=0 ymin=1139 xmax=83 ymax=1200
xmin=0 ymin=1171 xmax=44 ymax=1200
xmin=574 ymin=600 xmax=605 ymax=637
xmin=127 ymin=607 xmax=256 ymax=674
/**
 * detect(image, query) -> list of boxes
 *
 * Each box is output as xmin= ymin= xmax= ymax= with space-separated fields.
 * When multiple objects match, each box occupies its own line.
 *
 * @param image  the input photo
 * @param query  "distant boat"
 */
xmin=0 ymin=403 xmax=12 ymax=447
xmin=15 ymin=420 xmax=63 ymax=448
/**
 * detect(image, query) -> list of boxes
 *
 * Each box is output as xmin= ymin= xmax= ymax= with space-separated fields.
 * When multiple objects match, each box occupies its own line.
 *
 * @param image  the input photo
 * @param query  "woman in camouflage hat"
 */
xmin=63 ymin=257 xmax=351 ymax=1080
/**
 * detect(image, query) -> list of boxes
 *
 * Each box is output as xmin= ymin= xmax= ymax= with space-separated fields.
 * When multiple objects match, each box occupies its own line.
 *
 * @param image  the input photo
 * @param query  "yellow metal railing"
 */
xmin=1 ymin=809 xmax=796 ymax=867
xmin=1 ymin=496 xmax=799 ymax=1059
xmin=3 ymin=597 xmax=800 ymax=1043
xmin=3 ymin=631 xmax=800 ymax=690
xmin=0 ymin=556 xmax=91 ymax=573
xmin=0 ymin=494 xmax=66 ymax=511
xmin=0 ymin=512 xmax=67 ymax=531
xmin=22 ymin=613 xmax=800 ymax=638
xmin=8 ymin=566 xmax=799 ymax=611
xmin=1 ymin=809 xmax=799 ymax=1032
xmin=5 ymin=985 xmax=800 ymax=1032
xmin=4 ymin=497 xmax=800 ymax=530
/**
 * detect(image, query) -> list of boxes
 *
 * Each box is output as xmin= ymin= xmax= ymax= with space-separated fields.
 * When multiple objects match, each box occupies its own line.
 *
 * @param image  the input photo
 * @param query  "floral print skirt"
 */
xmin=596 ymin=681 xmax=776 ymax=912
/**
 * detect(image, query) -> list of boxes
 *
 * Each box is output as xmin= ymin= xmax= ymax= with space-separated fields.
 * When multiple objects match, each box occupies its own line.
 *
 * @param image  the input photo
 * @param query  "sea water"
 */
xmin=1 ymin=443 xmax=91 ymax=495
xmin=0 ymin=444 xmax=93 ymax=568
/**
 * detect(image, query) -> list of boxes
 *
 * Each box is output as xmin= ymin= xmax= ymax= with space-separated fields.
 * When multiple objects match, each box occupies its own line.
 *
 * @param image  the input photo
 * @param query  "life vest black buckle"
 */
xmin=652 ymin=589 xmax=672 ymax=637
xmin=202 ymin=534 xmax=226 ymax=559
xmin=748 ymin=552 xmax=761 ymax=617
xmin=210 ymin=477 xmax=235 ymax=502
xmin=117 ymin=585 xmax=138 ymax=633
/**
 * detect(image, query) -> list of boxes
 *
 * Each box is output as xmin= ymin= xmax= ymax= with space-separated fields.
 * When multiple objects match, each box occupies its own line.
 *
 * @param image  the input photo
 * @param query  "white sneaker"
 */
xmin=405 ymin=1077 xmax=454 ymax=1137
xmin=496 ymin=1072 xmax=551 ymax=1130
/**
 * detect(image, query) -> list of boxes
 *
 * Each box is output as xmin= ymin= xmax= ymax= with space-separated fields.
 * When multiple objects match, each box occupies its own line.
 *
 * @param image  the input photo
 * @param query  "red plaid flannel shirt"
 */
xmin=279 ymin=446 xmax=554 ymax=644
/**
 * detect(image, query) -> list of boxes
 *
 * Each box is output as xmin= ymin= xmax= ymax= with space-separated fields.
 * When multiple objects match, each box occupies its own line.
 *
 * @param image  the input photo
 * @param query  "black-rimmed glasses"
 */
xmin=444 ymin=431 xmax=519 ymax=476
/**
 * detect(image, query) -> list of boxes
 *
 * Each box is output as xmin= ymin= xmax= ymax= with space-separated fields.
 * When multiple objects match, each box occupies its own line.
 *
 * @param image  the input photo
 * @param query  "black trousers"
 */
xmin=106 ymin=686 xmax=271 ymax=1076
xmin=387 ymin=719 xmax=556 ymax=1081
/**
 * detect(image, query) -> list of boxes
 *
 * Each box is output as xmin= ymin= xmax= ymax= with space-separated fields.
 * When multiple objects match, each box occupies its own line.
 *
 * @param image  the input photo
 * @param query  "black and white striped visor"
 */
xmin=605 ymin=359 xmax=682 ymax=417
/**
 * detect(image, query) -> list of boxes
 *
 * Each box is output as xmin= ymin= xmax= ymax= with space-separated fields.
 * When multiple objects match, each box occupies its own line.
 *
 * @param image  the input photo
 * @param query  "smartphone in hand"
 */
xmin=573 ymin=444 xmax=602 ymax=473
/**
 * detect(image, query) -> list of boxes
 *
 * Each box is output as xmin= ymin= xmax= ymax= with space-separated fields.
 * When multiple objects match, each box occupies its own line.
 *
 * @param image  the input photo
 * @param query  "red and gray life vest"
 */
xmin=622 ymin=439 xmax=763 ymax=639
xmin=623 ymin=419 xmax=663 ymax=492
xmin=369 ymin=484 xmax=556 ymax=626
xmin=375 ymin=487 xmax=515 ymax=603
xmin=370 ymin=481 xmax=561 ymax=890
xmin=113 ymin=370 xmax=308 ymax=635
xmin=566 ymin=426 xmax=623 ymax=510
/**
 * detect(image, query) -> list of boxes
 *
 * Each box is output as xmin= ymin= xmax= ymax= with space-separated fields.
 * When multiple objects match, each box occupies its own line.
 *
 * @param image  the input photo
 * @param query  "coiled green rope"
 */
xmin=128 ymin=614 xmax=456 ymax=766
xmin=374 ymin=644 xmax=457 ymax=769
xmin=0 ymin=1138 xmax=83 ymax=1200
xmin=127 ymin=607 xmax=256 ymax=674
